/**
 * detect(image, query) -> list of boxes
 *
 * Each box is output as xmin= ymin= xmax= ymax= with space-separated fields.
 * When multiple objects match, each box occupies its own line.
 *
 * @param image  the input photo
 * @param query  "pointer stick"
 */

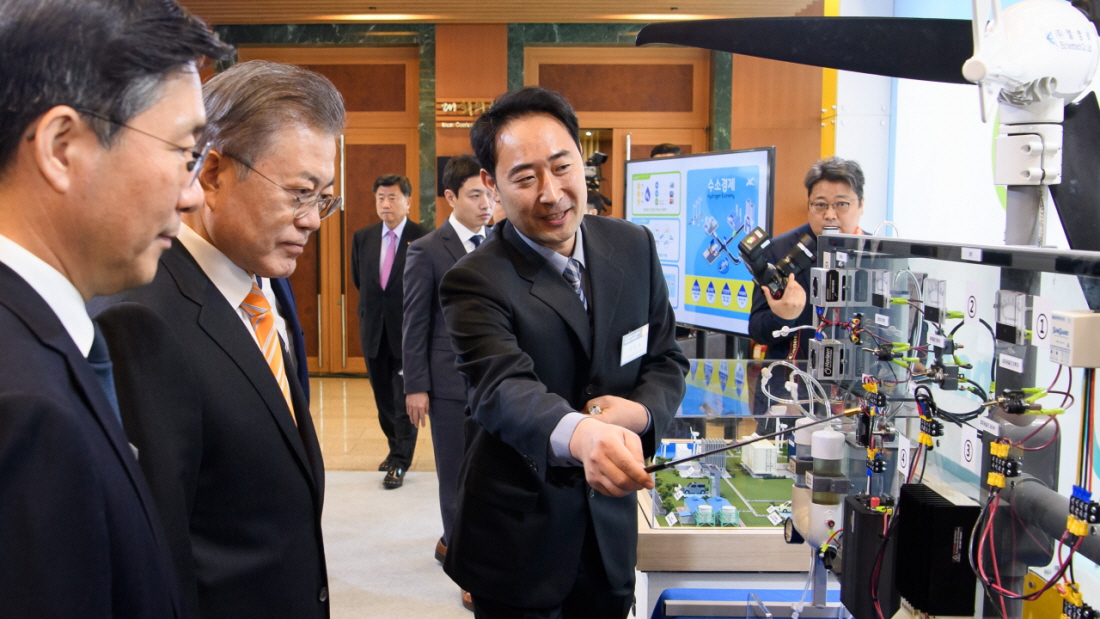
xmin=645 ymin=408 xmax=861 ymax=473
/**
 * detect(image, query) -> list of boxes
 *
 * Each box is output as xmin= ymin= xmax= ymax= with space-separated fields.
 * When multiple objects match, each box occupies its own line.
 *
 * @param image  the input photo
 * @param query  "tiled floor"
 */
xmin=312 ymin=376 xmax=438 ymax=472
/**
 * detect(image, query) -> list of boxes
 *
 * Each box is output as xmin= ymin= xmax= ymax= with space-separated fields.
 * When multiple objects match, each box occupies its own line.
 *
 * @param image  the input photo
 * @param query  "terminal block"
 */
xmin=866 ymin=453 xmax=888 ymax=474
xmin=1068 ymin=485 xmax=1100 ymax=536
xmin=918 ymin=417 xmax=944 ymax=449
xmin=1061 ymin=583 xmax=1097 ymax=619
xmin=986 ymin=441 xmax=1020 ymax=489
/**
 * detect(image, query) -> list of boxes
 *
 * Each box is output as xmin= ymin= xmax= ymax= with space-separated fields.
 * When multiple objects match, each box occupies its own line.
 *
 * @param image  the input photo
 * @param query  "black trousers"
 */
xmin=471 ymin=512 xmax=633 ymax=619
xmin=365 ymin=333 xmax=417 ymax=469
xmin=428 ymin=396 xmax=466 ymax=546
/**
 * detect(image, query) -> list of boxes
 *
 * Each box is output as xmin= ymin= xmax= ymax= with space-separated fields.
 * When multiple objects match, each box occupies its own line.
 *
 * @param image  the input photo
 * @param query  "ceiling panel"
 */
xmin=179 ymin=0 xmax=817 ymax=25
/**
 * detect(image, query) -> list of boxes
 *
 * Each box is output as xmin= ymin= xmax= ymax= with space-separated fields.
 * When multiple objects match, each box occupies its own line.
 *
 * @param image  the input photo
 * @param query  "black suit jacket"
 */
xmin=94 ymin=242 xmax=328 ymax=619
xmin=271 ymin=277 xmax=310 ymax=402
xmin=439 ymin=216 xmax=688 ymax=607
xmin=0 ymin=263 xmax=183 ymax=618
xmin=402 ymin=219 xmax=469 ymax=400
xmin=351 ymin=219 xmax=426 ymax=360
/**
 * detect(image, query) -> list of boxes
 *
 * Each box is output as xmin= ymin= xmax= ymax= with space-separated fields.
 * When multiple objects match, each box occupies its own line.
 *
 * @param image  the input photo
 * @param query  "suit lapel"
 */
xmin=439 ymin=221 xmax=466 ymax=263
xmin=502 ymin=223 xmax=592 ymax=358
xmin=387 ymin=223 xmax=417 ymax=289
xmin=162 ymin=246 xmax=317 ymax=492
xmin=0 ymin=264 xmax=165 ymax=536
xmin=581 ymin=219 xmax=625 ymax=375
xmin=364 ymin=225 xmax=382 ymax=289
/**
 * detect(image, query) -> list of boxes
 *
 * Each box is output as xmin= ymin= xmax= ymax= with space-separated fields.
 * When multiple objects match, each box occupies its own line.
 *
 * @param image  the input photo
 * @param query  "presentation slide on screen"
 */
xmin=626 ymin=148 xmax=773 ymax=335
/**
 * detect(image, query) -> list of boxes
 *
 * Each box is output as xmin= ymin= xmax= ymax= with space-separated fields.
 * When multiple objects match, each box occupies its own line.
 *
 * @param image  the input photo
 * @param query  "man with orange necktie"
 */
xmin=351 ymin=174 xmax=426 ymax=489
xmin=93 ymin=60 xmax=345 ymax=619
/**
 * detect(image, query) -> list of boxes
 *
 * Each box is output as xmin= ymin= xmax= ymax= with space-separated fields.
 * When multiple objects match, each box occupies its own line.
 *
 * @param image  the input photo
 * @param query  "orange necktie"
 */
xmin=240 ymin=280 xmax=296 ymax=423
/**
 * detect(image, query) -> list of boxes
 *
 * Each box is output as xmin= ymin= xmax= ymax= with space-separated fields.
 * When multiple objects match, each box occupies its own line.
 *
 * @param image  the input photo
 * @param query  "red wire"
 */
xmin=1015 ymin=415 xmax=1059 ymax=452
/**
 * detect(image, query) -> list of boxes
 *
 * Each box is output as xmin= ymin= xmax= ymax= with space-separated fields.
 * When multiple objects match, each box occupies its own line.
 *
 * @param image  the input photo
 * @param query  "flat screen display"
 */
xmin=624 ymin=147 xmax=774 ymax=335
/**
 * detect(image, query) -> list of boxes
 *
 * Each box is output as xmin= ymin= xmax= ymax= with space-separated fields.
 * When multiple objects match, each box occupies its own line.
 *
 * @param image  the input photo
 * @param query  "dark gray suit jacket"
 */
xmin=94 ymin=242 xmax=329 ymax=619
xmin=402 ymin=219 xmax=469 ymax=400
xmin=439 ymin=216 xmax=688 ymax=607
xmin=351 ymin=219 xmax=426 ymax=360
xmin=0 ymin=263 xmax=183 ymax=618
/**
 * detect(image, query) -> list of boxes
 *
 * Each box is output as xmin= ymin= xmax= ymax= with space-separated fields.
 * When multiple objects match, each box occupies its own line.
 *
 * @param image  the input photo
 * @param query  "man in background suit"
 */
xmin=439 ymin=87 xmax=688 ymax=617
xmin=271 ymin=276 xmax=311 ymax=401
xmin=0 ymin=1 xmax=228 ymax=615
xmin=352 ymin=174 xmax=426 ymax=489
xmin=94 ymin=60 xmax=345 ymax=619
xmin=402 ymin=154 xmax=493 ymax=609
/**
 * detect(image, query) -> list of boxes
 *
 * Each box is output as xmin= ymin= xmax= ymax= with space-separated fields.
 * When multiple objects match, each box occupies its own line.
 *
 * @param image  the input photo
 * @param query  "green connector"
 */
xmin=892 ymin=343 xmax=911 ymax=352
xmin=1038 ymin=408 xmax=1065 ymax=415
xmin=891 ymin=297 xmax=910 ymax=305
xmin=946 ymin=310 xmax=965 ymax=319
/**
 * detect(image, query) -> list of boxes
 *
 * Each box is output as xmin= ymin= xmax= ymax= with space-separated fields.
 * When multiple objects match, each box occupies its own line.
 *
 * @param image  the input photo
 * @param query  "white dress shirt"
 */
xmin=177 ymin=224 xmax=290 ymax=353
xmin=0 ymin=233 xmax=93 ymax=356
xmin=448 ymin=213 xmax=486 ymax=254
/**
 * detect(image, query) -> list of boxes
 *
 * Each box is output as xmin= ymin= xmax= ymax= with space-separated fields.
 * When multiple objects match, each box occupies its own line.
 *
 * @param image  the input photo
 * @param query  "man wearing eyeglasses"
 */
xmin=93 ymin=60 xmax=345 ymax=619
xmin=0 ymin=1 xmax=231 ymax=616
xmin=749 ymin=157 xmax=865 ymax=422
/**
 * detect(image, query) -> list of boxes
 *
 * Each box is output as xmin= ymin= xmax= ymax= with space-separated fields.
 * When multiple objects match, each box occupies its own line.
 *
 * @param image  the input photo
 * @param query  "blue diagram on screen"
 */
xmin=683 ymin=166 xmax=760 ymax=319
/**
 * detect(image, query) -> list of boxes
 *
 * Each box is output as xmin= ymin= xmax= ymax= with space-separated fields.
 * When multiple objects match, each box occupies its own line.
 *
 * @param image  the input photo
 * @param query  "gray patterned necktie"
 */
xmin=562 ymin=259 xmax=587 ymax=311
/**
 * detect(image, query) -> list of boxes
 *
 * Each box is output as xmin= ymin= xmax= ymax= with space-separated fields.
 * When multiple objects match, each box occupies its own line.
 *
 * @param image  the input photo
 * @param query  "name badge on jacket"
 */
xmin=621 ymin=324 xmax=649 ymax=366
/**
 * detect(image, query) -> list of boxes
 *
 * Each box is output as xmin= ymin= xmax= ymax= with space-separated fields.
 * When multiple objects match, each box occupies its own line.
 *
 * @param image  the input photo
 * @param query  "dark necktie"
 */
xmin=470 ymin=234 xmax=484 ymax=248
xmin=87 ymin=323 xmax=122 ymax=426
xmin=562 ymin=259 xmax=587 ymax=311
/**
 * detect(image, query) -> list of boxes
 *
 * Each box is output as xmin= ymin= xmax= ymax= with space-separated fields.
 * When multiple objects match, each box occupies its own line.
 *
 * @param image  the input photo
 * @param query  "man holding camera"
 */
xmin=748 ymin=157 xmax=865 ymax=420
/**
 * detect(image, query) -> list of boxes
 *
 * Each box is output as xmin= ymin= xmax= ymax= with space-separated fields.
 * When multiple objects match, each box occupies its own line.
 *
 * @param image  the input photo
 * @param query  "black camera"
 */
xmin=738 ymin=227 xmax=815 ymax=299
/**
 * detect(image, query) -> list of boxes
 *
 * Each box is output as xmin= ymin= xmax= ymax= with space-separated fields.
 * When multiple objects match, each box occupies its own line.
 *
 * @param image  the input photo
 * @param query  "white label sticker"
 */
xmin=767 ymin=512 xmax=784 ymax=526
xmin=673 ymin=490 xmax=684 ymax=501
xmin=835 ymin=251 xmax=849 ymax=267
xmin=875 ymin=313 xmax=890 ymax=327
xmin=665 ymin=513 xmax=678 ymax=527
xmin=928 ymin=332 xmax=946 ymax=348
xmin=977 ymin=415 xmax=1001 ymax=438
xmin=621 ymin=323 xmax=649 ymax=366
xmin=896 ymin=434 xmax=912 ymax=477
xmin=1031 ymin=297 xmax=1053 ymax=352
xmin=962 ymin=247 xmax=983 ymax=262
xmin=965 ymin=282 xmax=981 ymax=324
xmin=999 ymin=353 xmax=1024 ymax=373
xmin=960 ymin=425 xmax=982 ymax=477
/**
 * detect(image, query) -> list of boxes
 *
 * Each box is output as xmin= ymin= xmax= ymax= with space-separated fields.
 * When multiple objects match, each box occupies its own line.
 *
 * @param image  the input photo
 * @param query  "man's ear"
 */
xmin=197 ymin=150 xmax=226 ymax=208
xmin=480 ymin=168 xmax=496 ymax=196
xmin=32 ymin=106 xmax=91 ymax=194
xmin=444 ymin=188 xmax=457 ymax=209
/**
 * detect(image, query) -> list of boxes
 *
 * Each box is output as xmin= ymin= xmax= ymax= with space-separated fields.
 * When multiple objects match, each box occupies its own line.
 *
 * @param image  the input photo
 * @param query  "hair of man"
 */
xmin=650 ymin=143 xmax=682 ymax=157
xmin=469 ymin=86 xmax=582 ymax=179
xmin=442 ymin=154 xmax=482 ymax=196
xmin=803 ymin=156 xmax=865 ymax=200
xmin=201 ymin=60 xmax=346 ymax=178
xmin=0 ymin=0 xmax=231 ymax=179
xmin=373 ymin=173 xmax=412 ymax=197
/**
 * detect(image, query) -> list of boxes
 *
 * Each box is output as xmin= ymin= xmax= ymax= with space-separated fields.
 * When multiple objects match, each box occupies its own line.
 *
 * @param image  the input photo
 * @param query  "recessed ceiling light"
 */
xmin=314 ymin=14 xmax=439 ymax=21
xmin=606 ymin=13 xmax=721 ymax=21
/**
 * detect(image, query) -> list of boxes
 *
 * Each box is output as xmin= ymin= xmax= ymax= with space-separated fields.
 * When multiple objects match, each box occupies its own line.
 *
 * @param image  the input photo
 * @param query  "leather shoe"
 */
xmin=377 ymin=457 xmax=393 ymax=472
xmin=434 ymin=538 xmax=447 ymax=564
xmin=383 ymin=466 xmax=405 ymax=489
xmin=461 ymin=590 xmax=473 ymax=611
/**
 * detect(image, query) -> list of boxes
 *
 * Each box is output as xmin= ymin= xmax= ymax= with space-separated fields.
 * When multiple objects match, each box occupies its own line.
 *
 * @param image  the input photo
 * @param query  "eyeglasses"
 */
xmin=74 ymin=108 xmax=209 ymax=186
xmin=809 ymin=200 xmax=854 ymax=214
xmin=225 ymin=154 xmax=342 ymax=221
